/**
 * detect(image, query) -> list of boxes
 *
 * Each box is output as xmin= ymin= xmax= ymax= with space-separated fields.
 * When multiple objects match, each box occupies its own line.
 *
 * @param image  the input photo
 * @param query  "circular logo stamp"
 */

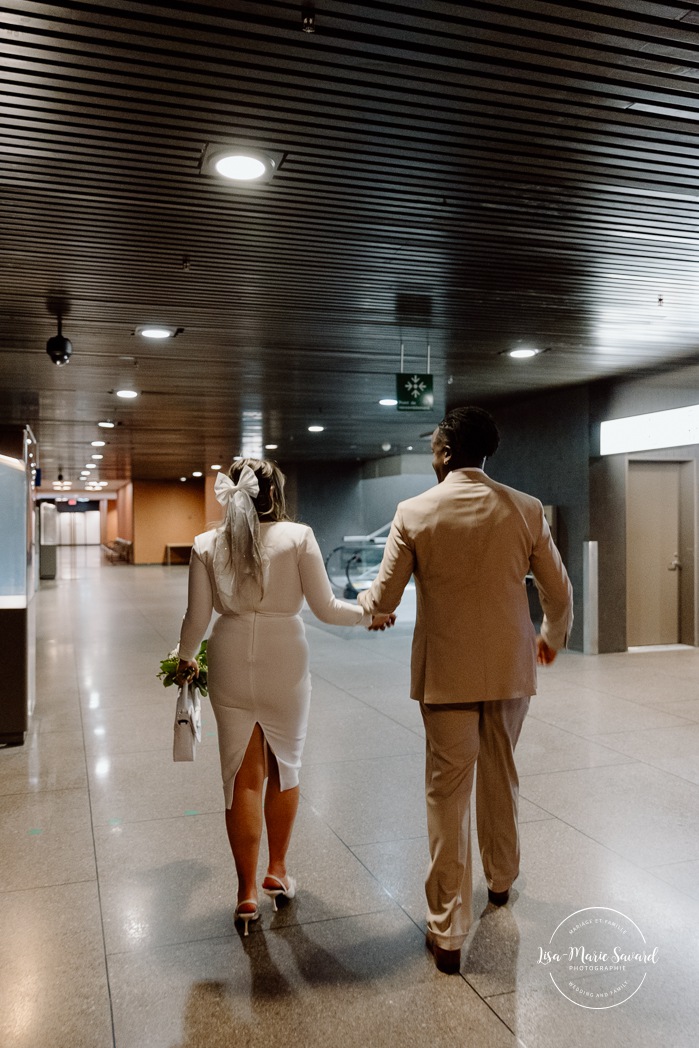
xmin=536 ymin=906 xmax=659 ymax=1009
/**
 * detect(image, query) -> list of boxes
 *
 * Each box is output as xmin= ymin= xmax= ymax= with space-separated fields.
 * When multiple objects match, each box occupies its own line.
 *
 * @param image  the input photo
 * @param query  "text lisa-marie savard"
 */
xmin=537 ymin=946 xmax=659 ymax=967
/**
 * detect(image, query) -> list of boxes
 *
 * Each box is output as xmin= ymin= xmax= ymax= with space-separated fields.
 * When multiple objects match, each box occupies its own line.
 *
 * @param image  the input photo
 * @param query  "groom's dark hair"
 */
xmin=437 ymin=406 xmax=500 ymax=465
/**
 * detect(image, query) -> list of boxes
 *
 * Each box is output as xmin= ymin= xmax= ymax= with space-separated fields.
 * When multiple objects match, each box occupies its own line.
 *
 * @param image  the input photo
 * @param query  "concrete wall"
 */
xmin=359 ymin=454 xmax=435 ymax=536
xmin=481 ymin=367 xmax=699 ymax=652
xmin=286 ymin=457 xmax=436 ymax=561
xmin=486 ymin=385 xmax=590 ymax=652
xmin=283 ymin=460 xmax=364 ymax=562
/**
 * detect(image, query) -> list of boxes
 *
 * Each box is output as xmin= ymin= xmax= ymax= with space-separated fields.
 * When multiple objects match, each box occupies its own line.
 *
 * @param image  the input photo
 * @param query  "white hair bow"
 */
xmin=214 ymin=465 xmax=259 ymax=506
xmin=212 ymin=465 xmax=265 ymax=610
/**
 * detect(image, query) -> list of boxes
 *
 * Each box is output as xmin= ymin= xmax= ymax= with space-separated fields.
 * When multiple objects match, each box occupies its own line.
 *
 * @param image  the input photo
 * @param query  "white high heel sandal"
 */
xmin=262 ymin=875 xmax=297 ymax=911
xmin=234 ymin=900 xmax=260 ymax=936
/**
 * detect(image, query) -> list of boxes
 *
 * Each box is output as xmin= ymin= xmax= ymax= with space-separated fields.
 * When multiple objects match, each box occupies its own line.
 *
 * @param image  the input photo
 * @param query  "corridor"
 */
xmin=1 ymin=549 xmax=698 ymax=1047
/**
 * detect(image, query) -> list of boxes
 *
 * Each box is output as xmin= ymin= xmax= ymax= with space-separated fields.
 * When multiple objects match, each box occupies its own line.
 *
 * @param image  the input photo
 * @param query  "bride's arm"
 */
xmin=178 ymin=548 xmax=214 ymax=662
xmin=297 ymin=528 xmax=371 ymax=626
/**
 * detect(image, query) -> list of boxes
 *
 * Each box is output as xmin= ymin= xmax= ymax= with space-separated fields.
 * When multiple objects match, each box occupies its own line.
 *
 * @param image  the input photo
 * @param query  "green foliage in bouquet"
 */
xmin=157 ymin=640 xmax=208 ymax=696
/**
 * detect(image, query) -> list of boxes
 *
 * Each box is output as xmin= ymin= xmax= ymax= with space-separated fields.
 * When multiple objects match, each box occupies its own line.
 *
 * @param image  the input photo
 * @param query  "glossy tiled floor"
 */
xmin=2 ymin=548 xmax=699 ymax=1047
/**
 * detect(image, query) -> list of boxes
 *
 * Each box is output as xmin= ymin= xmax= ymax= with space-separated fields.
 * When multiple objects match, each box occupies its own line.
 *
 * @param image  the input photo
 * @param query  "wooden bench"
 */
xmin=101 ymin=538 xmax=132 ymax=563
xmin=165 ymin=542 xmax=193 ymax=566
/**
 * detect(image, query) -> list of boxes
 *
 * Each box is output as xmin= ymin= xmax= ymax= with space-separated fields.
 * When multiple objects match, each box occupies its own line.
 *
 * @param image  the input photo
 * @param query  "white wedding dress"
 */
xmin=178 ymin=521 xmax=368 ymax=807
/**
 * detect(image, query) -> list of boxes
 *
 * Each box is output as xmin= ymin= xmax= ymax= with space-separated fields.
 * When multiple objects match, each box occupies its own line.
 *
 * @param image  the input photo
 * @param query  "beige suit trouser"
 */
xmin=420 ymin=696 xmax=530 ymax=950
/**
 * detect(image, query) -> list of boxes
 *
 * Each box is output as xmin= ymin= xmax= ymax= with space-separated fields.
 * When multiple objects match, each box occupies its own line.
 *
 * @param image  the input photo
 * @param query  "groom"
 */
xmin=360 ymin=406 xmax=573 ymax=973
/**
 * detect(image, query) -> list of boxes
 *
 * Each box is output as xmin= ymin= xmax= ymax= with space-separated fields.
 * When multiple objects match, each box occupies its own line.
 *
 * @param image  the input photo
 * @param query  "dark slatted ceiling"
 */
xmin=3 ymin=0 xmax=699 ymax=481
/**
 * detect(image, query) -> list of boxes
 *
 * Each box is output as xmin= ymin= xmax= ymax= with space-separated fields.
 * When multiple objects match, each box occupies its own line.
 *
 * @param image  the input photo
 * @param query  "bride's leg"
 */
xmin=263 ymin=750 xmax=299 ymax=884
xmin=226 ymin=723 xmax=266 ymax=906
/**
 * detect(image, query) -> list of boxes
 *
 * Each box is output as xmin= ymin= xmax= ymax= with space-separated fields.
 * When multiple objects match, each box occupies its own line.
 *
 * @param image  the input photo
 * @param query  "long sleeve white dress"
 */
xmin=178 ymin=521 xmax=369 ymax=808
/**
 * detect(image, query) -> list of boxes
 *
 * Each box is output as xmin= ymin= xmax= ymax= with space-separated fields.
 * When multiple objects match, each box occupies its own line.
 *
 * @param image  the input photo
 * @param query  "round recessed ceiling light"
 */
xmin=192 ymin=471 xmax=203 ymax=478
xmin=211 ymin=464 xmax=221 ymax=471
xmin=508 ymin=348 xmax=539 ymax=359
xmin=85 ymin=463 xmax=97 ymax=469
xmin=91 ymin=440 xmax=106 ymax=447
xmin=379 ymin=398 xmax=398 ymax=407
xmin=98 ymin=421 xmax=115 ymax=428
xmin=308 ymin=425 xmax=324 ymax=433
xmin=136 ymin=325 xmax=178 ymax=339
xmin=203 ymin=145 xmax=281 ymax=184
xmin=91 ymin=454 xmax=103 ymax=460
xmin=265 ymin=444 xmax=278 ymax=450
xmin=180 ymin=476 xmax=187 ymax=482
xmin=215 ymin=154 xmax=267 ymax=180
xmin=116 ymin=389 xmax=138 ymax=398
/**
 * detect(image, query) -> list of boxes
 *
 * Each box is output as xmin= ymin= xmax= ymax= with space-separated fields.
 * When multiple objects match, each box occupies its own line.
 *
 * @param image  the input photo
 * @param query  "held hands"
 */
xmin=536 ymin=636 xmax=557 ymax=666
xmin=368 ymin=613 xmax=397 ymax=632
xmin=176 ymin=658 xmax=199 ymax=685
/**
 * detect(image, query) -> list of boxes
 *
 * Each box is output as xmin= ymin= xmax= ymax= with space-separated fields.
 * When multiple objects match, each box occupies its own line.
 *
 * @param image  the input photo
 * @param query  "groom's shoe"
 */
xmin=426 ymin=932 xmax=461 ymax=975
xmin=487 ymin=887 xmax=510 ymax=907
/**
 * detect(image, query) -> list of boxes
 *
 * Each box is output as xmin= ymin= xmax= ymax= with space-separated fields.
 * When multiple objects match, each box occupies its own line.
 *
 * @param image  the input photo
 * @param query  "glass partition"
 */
xmin=325 ymin=542 xmax=386 ymax=598
xmin=0 ymin=453 xmax=28 ymax=604
xmin=325 ymin=540 xmax=417 ymax=624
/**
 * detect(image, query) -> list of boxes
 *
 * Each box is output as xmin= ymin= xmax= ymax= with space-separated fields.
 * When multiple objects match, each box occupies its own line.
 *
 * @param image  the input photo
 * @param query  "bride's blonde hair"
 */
xmin=228 ymin=458 xmax=289 ymax=521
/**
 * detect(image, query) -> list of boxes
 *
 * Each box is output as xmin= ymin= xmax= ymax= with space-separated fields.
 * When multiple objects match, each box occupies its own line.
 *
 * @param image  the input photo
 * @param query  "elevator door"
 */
xmin=58 ymin=510 xmax=101 ymax=546
xmin=627 ymin=461 xmax=681 ymax=646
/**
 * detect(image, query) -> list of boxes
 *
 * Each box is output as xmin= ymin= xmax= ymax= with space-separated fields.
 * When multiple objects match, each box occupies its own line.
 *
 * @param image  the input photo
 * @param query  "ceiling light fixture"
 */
xmin=507 ymin=348 xmax=539 ymax=359
xmin=116 ymin=389 xmax=138 ymax=399
xmin=135 ymin=325 xmax=179 ymax=339
xmin=379 ymin=398 xmax=398 ymax=406
xmin=601 ymin=404 xmax=699 ymax=455
xmin=201 ymin=144 xmax=284 ymax=184
xmin=192 ymin=471 xmax=202 ymax=478
xmin=265 ymin=444 xmax=278 ymax=450
xmin=218 ymin=155 xmax=265 ymax=180
xmin=211 ymin=464 xmax=221 ymax=471
xmin=91 ymin=440 xmax=106 ymax=447
xmin=308 ymin=425 xmax=324 ymax=433
xmin=91 ymin=454 xmax=103 ymax=460
xmin=98 ymin=421 xmax=115 ymax=429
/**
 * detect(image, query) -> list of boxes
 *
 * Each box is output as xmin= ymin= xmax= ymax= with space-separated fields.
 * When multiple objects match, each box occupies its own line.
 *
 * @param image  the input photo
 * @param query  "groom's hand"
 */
xmin=536 ymin=637 xmax=557 ymax=665
xmin=368 ymin=613 xmax=396 ymax=631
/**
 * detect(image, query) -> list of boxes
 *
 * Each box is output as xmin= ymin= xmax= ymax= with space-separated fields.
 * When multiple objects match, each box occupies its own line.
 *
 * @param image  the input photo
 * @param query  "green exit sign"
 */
xmin=396 ymin=373 xmax=434 ymax=411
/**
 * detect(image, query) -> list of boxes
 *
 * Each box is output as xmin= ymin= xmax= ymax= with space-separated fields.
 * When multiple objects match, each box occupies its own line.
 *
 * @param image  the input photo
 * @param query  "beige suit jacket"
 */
xmin=358 ymin=468 xmax=573 ymax=704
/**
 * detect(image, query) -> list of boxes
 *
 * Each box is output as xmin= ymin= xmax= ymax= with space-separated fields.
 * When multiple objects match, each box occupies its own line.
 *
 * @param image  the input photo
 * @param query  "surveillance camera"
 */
xmin=46 ymin=333 xmax=72 ymax=366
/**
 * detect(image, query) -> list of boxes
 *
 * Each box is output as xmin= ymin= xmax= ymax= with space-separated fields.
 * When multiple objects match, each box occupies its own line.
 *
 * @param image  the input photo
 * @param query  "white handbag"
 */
xmin=173 ymin=681 xmax=202 ymax=762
